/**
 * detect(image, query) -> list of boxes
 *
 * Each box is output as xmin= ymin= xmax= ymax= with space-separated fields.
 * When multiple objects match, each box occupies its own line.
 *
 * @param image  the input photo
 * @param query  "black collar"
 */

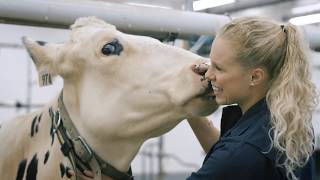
xmin=49 ymin=92 xmax=134 ymax=180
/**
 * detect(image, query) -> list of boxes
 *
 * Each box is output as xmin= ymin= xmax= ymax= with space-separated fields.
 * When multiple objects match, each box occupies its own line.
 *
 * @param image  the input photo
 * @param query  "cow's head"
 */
xmin=22 ymin=17 xmax=216 ymax=140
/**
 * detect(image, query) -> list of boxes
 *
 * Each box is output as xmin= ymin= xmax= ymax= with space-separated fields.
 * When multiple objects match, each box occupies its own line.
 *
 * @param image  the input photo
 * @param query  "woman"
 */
xmin=187 ymin=16 xmax=318 ymax=180
xmin=70 ymin=16 xmax=318 ymax=180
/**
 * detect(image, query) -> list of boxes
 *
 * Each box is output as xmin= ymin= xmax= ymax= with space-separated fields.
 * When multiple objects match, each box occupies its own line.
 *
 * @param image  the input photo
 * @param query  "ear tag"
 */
xmin=39 ymin=70 xmax=53 ymax=87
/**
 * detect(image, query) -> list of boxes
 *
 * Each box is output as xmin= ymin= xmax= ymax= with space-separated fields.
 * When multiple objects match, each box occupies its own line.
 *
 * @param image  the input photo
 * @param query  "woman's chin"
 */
xmin=214 ymin=95 xmax=224 ymax=105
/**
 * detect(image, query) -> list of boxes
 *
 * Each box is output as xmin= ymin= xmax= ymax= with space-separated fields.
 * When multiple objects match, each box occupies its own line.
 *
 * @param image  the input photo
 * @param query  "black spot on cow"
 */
xmin=60 ymin=163 xmax=66 ymax=177
xmin=49 ymin=108 xmax=55 ymax=145
xmin=31 ymin=113 xmax=42 ymax=136
xmin=15 ymin=159 xmax=27 ymax=180
xmin=37 ymin=113 xmax=42 ymax=123
xmin=35 ymin=124 xmax=39 ymax=133
xmin=30 ymin=116 xmax=37 ymax=137
xmin=26 ymin=154 xmax=38 ymax=180
xmin=50 ymin=126 xmax=55 ymax=145
xmin=48 ymin=108 xmax=54 ymax=119
xmin=44 ymin=151 xmax=50 ymax=164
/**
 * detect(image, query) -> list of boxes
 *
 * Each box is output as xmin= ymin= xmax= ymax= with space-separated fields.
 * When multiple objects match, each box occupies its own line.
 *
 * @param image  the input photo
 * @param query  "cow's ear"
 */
xmin=22 ymin=37 xmax=59 ymax=87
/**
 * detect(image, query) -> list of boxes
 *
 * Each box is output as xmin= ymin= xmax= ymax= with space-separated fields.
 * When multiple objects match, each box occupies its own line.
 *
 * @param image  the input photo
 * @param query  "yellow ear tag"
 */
xmin=39 ymin=70 xmax=53 ymax=87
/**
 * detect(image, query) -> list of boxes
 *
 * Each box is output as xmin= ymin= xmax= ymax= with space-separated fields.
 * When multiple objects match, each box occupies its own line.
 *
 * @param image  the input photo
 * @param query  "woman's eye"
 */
xmin=101 ymin=39 xmax=123 ymax=56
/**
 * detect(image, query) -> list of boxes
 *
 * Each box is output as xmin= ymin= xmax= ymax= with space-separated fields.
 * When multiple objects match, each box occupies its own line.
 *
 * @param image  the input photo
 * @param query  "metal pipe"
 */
xmin=0 ymin=42 xmax=23 ymax=49
xmin=157 ymin=136 xmax=164 ymax=180
xmin=189 ymin=35 xmax=211 ymax=53
xmin=26 ymin=53 xmax=32 ymax=113
xmin=302 ymin=25 xmax=320 ymax=51
xmin=0 ymin=0 xmax=231 ymax=40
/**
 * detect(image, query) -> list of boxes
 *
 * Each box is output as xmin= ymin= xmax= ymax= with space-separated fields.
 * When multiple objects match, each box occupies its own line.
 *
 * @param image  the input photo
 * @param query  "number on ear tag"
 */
xmin=39 ymin=70 xmax=53 ymax=87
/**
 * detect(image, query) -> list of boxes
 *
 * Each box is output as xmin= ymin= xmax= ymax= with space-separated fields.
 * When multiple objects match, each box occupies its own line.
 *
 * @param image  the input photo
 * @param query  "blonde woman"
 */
xmin=187 ymin=16 xmax=318 ymax=180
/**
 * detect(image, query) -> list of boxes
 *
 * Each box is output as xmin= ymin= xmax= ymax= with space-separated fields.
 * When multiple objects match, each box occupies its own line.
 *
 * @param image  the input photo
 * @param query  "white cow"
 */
xmin=0 ymin=17 xmax=217 ymax=180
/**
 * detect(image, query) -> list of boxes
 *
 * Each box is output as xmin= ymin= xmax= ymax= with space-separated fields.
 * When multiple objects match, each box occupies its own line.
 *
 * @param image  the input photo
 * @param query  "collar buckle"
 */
xmin=52 ymin=110 xmax=62 ymax=134
xmin=73 ymin=136 xmax=93 ymax=163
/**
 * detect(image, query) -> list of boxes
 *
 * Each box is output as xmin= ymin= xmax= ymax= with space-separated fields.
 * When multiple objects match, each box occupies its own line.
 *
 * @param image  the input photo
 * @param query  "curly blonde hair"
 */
xmin=217 ymin=16 xmax=318 ymax=180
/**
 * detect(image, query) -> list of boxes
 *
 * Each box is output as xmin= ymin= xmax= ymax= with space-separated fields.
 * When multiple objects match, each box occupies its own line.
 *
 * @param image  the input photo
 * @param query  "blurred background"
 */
xmin=1 ymin=0 xmax=320 ymax=179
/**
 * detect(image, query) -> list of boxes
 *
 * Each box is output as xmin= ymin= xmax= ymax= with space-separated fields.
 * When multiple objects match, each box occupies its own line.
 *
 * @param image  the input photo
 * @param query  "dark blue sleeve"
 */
xmin=186 ymin=143 xmax=268 ymax=180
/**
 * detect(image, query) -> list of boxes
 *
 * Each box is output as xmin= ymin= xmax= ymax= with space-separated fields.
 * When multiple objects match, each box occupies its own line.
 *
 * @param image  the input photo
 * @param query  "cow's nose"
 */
xmin=192 ymin=63 xmax=209 ymax=76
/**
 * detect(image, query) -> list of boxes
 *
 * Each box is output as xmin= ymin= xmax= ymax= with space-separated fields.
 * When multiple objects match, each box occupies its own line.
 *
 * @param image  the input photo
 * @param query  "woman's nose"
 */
xmin=205 ymin=67 xmax=215 ymax=81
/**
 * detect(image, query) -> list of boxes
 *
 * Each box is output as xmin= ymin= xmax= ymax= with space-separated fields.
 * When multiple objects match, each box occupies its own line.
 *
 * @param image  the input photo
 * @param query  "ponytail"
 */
xmin=266 ymin=23 xmax=318 ymax=180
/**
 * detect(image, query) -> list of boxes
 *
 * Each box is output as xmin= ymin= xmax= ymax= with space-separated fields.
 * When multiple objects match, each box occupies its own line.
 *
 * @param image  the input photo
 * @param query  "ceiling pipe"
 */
xmin=1 ymin=0 xmax=319 ymax=51
xmin=0 ymin=0 xmax=230 ymax=40
xmin=206 ymin=0 xmax=292 ymax=14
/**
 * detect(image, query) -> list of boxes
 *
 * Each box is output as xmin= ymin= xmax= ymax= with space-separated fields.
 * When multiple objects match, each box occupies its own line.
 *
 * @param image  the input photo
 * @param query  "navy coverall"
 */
xmin=187 ymin=98 xmax=316 ymax=180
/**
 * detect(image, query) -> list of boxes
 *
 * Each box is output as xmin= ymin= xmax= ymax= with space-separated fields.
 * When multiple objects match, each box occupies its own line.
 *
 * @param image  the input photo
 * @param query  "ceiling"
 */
xmin=1 ymin=0 xmax=319 ymax=51
xmin=96 ymin=0 xmax=320 ymax=24
xmin=92 ymin=0 xmax=320 ymax=52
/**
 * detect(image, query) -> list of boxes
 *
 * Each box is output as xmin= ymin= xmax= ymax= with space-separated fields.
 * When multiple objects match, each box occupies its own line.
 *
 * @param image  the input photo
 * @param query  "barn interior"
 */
xmin=1 ymin=0 xmax=320 ymax=179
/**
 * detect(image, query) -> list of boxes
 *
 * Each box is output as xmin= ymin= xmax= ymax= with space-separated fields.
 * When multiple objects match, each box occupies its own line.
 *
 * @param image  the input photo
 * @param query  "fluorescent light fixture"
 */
xmin=193 ymin=0 xmax=236 ymax=11
xmin=291 ymin=3 xmax=320 ymax=14
xmin=289 ymin=13 xmax=320 ymax=26
xmin=126 ymin=2 xmax=172 ymax=9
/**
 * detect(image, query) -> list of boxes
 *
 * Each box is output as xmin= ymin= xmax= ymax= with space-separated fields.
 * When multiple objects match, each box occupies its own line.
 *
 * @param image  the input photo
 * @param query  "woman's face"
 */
xmin=205 ymin=37 xmax=253 ymax=108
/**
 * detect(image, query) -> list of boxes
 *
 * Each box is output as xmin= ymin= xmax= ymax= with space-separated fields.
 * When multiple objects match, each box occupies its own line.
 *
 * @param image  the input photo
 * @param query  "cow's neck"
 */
xmin=60 ymin=86 xmax=139 ymax=173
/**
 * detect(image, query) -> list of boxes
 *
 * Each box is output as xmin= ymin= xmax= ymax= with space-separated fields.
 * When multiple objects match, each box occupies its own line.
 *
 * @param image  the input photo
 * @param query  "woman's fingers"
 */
xmin=67 ymin=169 xmax=76 ymax=177
xmin=83 ymin=170 xmax=95 ymax=178
xmin=67 ymin=169 xmax=94 ymax=179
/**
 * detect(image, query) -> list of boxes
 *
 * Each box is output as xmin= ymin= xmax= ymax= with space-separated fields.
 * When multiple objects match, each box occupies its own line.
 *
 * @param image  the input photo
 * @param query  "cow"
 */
xmin=0 ymin=17 xmax=217 ymax=180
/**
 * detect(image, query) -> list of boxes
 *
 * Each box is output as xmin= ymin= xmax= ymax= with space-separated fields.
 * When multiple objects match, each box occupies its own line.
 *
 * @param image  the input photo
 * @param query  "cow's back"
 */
xmin=0 ymin=103 xmax=73 ymax=180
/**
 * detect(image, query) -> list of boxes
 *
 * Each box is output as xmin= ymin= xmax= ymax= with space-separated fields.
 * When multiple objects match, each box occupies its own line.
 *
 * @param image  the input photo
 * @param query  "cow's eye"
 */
xmin=101 ymin=39 xmax=123 ymax=56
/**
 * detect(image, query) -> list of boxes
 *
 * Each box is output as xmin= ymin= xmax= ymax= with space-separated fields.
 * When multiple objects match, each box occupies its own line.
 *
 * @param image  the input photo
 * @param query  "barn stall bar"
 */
xmin=0 ymin=0 xmax=230 ymax=40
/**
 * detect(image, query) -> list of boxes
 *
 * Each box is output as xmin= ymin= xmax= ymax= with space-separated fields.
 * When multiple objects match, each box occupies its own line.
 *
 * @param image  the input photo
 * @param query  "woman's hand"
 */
xmin=66 ymin=169 xmax=115 ymax=180
xmin=192 ymin=62 xmax=210 ymax=76
xmin=67 ymin=169 xmax=94 ymax=180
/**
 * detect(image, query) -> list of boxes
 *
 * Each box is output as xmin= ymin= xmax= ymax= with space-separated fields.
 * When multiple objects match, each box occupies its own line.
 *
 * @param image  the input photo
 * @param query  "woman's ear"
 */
xmin=250 ymin=68 xmax=266 ymax=86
